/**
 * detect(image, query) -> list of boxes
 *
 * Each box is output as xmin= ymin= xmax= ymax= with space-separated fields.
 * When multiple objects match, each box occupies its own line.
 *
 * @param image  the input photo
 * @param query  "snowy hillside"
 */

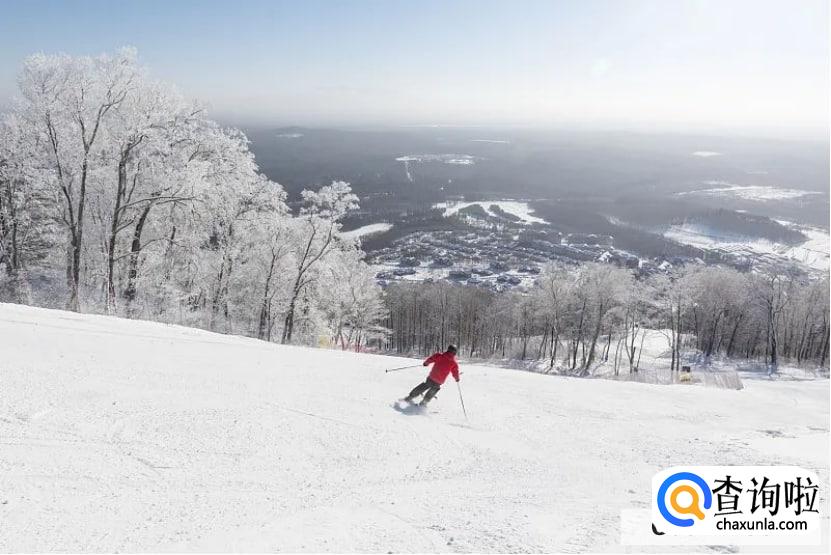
xmin=665 ymin=220 xmax=830 ymax=274
xmin=0 ymin=303 xmax=828 ymax=552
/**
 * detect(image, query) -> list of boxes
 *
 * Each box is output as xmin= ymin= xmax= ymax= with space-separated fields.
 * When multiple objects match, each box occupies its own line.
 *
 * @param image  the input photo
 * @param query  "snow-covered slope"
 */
xmin=341 ymin=222 xmax=394 ymax=240
xmin=0 ymin=303 xmax=827 ymax=552
xmin=665 ymin=221 xmax=830 ymax=273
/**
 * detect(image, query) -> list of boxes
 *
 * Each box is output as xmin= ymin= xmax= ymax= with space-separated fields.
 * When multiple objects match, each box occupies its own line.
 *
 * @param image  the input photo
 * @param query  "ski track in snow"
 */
xmin=0 ymin=303 xmax=827 ymax=552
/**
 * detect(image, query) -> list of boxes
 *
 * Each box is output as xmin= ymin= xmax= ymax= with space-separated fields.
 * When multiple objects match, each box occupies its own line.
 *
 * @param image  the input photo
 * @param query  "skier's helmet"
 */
xmin=447 ymin=344 xmax=458 ymax=354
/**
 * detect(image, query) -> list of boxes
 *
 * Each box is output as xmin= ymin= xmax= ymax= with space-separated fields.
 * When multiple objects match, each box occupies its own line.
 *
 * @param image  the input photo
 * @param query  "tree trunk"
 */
xmin=572 ymin=299 xmax=586 ymax=370
xmin=281 ymin=285 xmax=300 ymax=344
xmin=583 ymin=303 xmax=605 ymax=372
xmin=549 ymin=329 xmax=559 ymax=371
xmin=67 ymin=149 xmax=93 ymax=313
xmin=725 ymin=313 xmax=744 ymax=358
xmin=257 ymin=252 xmax=278 ymax=340
xmin=122 ymin=202 xmax=153 ymax=311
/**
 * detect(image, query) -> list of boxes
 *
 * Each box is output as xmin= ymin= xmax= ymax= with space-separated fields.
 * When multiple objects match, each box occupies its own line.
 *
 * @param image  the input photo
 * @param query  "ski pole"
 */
xmin=456 ymin=381 xmax=468 ymax=420
xmin=385 ymin=364 xmax=422 ymax=373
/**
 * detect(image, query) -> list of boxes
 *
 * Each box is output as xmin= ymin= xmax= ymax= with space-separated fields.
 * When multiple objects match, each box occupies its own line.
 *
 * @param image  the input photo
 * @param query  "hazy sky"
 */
xmin=0 ymin=0 xmax=828 ymax=137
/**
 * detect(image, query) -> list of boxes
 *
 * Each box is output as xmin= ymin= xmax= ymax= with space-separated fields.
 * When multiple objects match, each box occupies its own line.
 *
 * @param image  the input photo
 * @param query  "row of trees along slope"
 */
xmin=384 ymin=264 xmax=829 ymax=371
xmin=0 ymin=48 xmax=386 ymax=347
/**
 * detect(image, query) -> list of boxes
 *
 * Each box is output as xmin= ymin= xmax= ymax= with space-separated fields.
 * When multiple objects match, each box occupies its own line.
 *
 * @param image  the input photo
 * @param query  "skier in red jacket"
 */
xmin=403 ymin=344 xmax=460 ymax=406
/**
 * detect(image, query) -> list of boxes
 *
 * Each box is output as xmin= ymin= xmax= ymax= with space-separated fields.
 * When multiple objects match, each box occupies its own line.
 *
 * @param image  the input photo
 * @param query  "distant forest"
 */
xmin=383 ymin=264 xmax=829 ymax=371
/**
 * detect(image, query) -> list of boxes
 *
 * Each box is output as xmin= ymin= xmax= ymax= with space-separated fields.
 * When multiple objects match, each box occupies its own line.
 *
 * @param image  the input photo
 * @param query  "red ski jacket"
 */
xmin=424 ymin=352 xmax=460 ymax=385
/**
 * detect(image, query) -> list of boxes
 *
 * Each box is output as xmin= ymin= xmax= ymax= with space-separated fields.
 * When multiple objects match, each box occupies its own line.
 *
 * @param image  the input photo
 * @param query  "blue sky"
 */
xmin=0 ymin=0 xmax=827 ymax=136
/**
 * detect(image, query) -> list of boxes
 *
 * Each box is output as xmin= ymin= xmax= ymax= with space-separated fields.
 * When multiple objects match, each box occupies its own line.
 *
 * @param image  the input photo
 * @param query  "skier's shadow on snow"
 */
xmin=392 ymin=402 xmax=477 ymax=429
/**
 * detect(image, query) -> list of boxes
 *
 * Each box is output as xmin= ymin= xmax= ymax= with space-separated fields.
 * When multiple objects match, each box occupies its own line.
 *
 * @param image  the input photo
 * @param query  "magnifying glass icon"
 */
xmin=670 ymin=484 xmax=706 ymax=520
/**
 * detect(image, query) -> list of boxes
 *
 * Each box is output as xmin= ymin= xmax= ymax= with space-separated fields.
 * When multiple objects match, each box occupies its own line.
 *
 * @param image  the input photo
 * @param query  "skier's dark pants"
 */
xmin=407 ymin=378 xmax=441 ymax=403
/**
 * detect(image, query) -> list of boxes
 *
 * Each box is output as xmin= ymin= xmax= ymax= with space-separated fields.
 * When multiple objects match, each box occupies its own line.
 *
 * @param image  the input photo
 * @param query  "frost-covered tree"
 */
xmin=0 ymin=114 xmax=57 ymax=303
xmin=531 ymin=264 xmax=573 ymax=370
xmin=17 ymin=49 xmax=139 ymax=310
xmin=682 ymin=266 xmax=749 ymax=362
xmin=651 ymin=271 xmax=689 ymax=372
xmin=613 ymin=274 xmax=653 ymax=374
xmin=0 ymin=48 xmax=386 ymax=348
xmin=750 ymin=271 xmax=791 ymax=369
xmin=320 ymin=250 xmax=388 ymax=350
xmin=94 ymin=81 xmax=203 ymax=311
xmin=572 ymin=264 xmax=630 ymax=373
xmin=281 ymin=181 xmax=359 ymax=343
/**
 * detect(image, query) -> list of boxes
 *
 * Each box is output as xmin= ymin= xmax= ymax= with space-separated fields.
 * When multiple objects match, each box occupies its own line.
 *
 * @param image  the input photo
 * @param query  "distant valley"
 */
xmin=246 ymin=126 xmax=830 ymax=289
